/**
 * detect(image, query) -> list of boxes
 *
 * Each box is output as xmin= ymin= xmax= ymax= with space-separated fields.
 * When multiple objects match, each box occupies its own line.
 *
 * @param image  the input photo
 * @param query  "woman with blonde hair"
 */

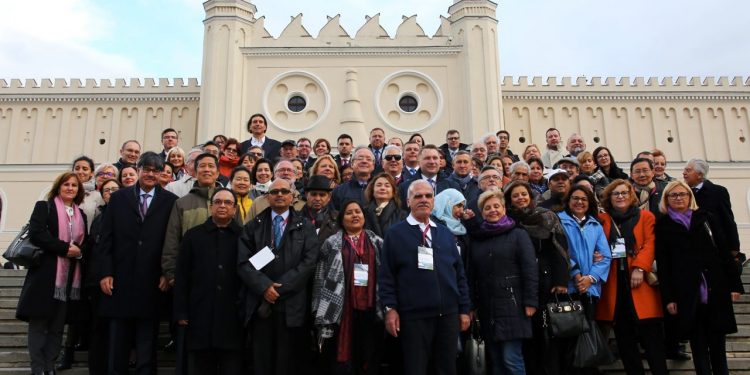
xmin=166 ymin=146 xmax=187 ymax=180
xmin=310 ymin=154 xmax=341 ymax=187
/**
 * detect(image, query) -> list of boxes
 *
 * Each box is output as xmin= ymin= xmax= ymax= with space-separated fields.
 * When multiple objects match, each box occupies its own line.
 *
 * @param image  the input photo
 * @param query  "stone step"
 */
xmin=0 ymin=349 xmax=177 ymax=365
xmin=0 ymin=367 xmax=176 ymax=374
xmin=601 ymin=357 xmax=750 ymax=372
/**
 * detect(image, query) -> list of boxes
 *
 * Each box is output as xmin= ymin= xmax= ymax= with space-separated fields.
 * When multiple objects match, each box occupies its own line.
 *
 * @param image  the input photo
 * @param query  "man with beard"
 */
xmin=539 ymin=169 xmax=571 ymax=212
xmin=541 ymin=128 xmax=563 ymax=168
xmin=368 ymin=128 xmax=387 ymax=168
xmin=301 ymin=175 xmax=340 ymax=242
xmin=496 ymin=130 xmax=520 ymax=162
xmin=334 ymin=134 xmax=353 ymax=170
xmin=563 ymin=133 xmax=586 ymax=158
xmin=238 ymin=179 xmax=319 ymax=375
xmin=379 ymin=180 xmax=470 ymax=375
xmin=99 ymin=152 xmax=178 ymax=374
xmin=247 ymin=160 xmax=306 ymax=219
xmin=332 ymin=147 xmax=376 ymax=210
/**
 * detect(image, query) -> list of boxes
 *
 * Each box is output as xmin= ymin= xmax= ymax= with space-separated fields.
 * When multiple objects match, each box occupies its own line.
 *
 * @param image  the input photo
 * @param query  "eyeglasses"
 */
xmin=224 ymin=148 xmax=238 ymax=154
xmin=571 ymin=196 xmax=589 ymax=202
xmin=384 ymin=154 xmax=402 ymax=161
xmin=97 ymin=172 xmax=115 ymax=178
xmin=412 ymin=193 xmax=433 ymax=199
xmin=249 ymin=152 xmax=263 ymax=157
xmin=631 ymin=168 xmax=652 ymax=175
xmin=480 ymin=175 xmax=501 ymax=181
xmin=211 ymin=199 xmax=235 ymax=206
xmin=102 ymin=187 xmax=119 ymax=194
xmin=667 ymin=192 xmax=690 ymax=200
xmin=447 ymin=137 xmax=459 ymax=141
xmin=268 ymin=188 xmax=292 ymax=196
xmin=140 ymin=167 xmax=161 ymax=174
xmin=611 ymin=191 xmax=629 ymax=197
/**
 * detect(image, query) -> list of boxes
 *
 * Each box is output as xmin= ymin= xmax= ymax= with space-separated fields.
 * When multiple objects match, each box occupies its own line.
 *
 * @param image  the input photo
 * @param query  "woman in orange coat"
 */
xmin=595 ymin=179 xmax=668 ymax=375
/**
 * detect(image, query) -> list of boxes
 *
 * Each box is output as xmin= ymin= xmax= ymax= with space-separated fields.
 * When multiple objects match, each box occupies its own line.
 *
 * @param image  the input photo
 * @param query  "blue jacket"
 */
xmin=378 ymin=219 xmax=470 ymax=320
xmin=557 ymin=211 xmax=611 ymax=298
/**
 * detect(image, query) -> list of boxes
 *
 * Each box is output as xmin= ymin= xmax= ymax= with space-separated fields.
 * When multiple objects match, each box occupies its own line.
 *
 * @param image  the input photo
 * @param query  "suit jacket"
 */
xmin=438 ymin=142 xmax=469 ymax=168
xmin=693 ymin=179 xmax=741 ymax=252
xmin=397 ymin=172 xmax=461 ymax=211
xmin=333 ymin=154 xmax=352 ymax=171
xmin=237 ymin=208 xmax=319 ymax=327
xmin=240 ymin=137 xmax=282 ymax=161
xmin=98 ymin=183 xmax=178 ymax=318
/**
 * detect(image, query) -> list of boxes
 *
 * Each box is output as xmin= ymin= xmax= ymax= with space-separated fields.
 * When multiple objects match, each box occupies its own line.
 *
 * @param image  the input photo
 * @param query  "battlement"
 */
xmin=501 ymin=76 xmax=750 ymax=93
xmin=0 ymin=78 xmax=201 ymax=94
xmin=248 ymin=13 xmax=452 ymax=47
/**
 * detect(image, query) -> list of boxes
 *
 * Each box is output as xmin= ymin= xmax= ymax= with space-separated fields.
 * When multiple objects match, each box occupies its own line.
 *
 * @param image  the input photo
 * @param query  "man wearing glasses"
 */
xmin=173 ymin=188 xmax=244 ymax=373
xmin=382 ymin=145 xmax=405 ymax=185
xmin=238 ymin=178 xmax=319 ymax=375
xmin=629 ymin=157 xmax=666 ymax=217
xmin=159 ymin=128 xmax=180 ymax=160
xmin=247 ymin=160 xmax=306 ymax=220
xmin=331 ymin=146 xmax=376 ymax=210
xmin=379 ymin=180 xmax=470 ymax=375
xmin=439 ymin=129 xmax=468 ymax=167
xmin=98 ymin=152 xmax=178 ymax=374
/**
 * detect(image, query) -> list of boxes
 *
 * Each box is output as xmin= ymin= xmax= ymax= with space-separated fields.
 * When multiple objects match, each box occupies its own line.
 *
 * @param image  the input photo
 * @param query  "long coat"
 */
xmin=97 ymin=184 xmax=178 ymax=318
xmin=595 ymin=210 xmax=663 ymax=321
xmin=363 ymin=200 xmax=406 ymax=238
xmin=468 ymin=225 xmax=538 ymax=341
xmin=16 ymin=201 xmax=88 ymax=321
xmin=655 ymin=209 xmax=744 ymax=338
xmin=173 ymin=218 xmax=244 ymax=351
xmin=693 ymin=179 xmax=741 ymax=252
xmin=237 ymin=207 xmax=319 ymax=327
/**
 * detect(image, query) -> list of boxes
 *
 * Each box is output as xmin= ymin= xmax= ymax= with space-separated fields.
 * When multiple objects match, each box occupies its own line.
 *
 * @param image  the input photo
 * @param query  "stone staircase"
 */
xmin=0 ymin=268 xmax=748 ymax=373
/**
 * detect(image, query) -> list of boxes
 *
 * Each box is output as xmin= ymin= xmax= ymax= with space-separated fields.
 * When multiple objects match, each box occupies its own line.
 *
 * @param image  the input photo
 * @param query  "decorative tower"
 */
xmin=199 ymin=0 xmax=257 ymax=142
xmin=448 ymin=0 xmax=503 ymax=138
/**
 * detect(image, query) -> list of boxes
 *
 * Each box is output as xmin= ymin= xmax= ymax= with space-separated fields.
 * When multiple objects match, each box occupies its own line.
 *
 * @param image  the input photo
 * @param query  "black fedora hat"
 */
xmin=306 ymin=175 xmax=333 ymax=192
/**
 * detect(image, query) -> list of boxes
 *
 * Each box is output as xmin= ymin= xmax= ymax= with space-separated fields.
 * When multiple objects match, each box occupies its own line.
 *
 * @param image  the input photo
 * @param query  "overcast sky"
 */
xmin=1 ymin=0 xmax=748 ymax=83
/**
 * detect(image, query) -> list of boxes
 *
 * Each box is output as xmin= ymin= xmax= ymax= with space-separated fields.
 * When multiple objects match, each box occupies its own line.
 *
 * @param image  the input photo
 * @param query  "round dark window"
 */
xmin=288 ymin=96 xmax=306 ymax=112
xmin=399 ymin=95 xmax=418 ymax=113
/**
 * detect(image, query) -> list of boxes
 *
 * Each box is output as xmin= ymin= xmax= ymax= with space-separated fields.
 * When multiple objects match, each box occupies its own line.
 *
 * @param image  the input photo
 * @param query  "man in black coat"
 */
xmin=98 ymin=152 xmax=178 ymax=375
xmin=684 ymin=158 xmax=743 ymax=261
xmin=237 ymin=179 xmax=320 ymax=375
xmin=174 ymin=188 xmax=244 ymax=374
xmin=398 ymin=145 xmax=460 ymax=210
xmin=300 ymin=175 xmax=340 ymax=243
xmin=239 ymin=113 xmax=282 ymax=159
xmin=331 ymin=147 xmax=375 ymax=210
xmin=438 ymin=129 xmax=469 ymax=168
xmin=629 ymin=158 xmax=666 ymax=218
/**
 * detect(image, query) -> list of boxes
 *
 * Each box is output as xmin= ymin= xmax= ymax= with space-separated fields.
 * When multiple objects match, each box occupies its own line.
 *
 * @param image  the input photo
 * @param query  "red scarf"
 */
xmin=337 ymin=231 xmax=375 ymax=363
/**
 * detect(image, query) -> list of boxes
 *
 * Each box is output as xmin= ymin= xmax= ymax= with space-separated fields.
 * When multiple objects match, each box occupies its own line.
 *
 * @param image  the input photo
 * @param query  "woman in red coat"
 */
xmin=595 ymin=179 xmax=668 ymax=375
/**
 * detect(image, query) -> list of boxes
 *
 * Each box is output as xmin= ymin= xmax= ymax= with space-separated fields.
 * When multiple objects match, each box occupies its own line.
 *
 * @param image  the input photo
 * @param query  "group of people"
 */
xmin=15 ymin=113 xmax=745 ymax=375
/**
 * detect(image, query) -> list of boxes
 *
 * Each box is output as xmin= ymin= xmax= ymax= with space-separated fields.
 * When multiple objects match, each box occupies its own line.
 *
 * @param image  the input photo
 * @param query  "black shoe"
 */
xmin=162 ymin=339 xmax=176 ymax=352
xmin=666 ymin=350 xmax=691 ymax=360
xmin=45 ymin=370 xmax=58 ymax=375
xmin=55 ymin=347 xmax=74 ymax=370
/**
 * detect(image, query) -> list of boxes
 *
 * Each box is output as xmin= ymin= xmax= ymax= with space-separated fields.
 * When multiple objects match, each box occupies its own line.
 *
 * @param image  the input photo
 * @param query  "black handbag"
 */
xmin=3 ymin=223 xmax=42 ymax=268
xmin=573 ymin=319 xmax=615 ymax=367
xmin=464 ymin=320 xmax=486 ymax=375
xmin=544 ymin=294 xmax=590 ymax=338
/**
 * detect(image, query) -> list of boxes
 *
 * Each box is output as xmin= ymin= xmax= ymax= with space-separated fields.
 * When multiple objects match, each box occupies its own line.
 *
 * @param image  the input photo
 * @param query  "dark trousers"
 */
xmin=613 ymin=318 xmax=667 ymax=375
xmin=251 ymin=310 xmax=306 ymax=375
xmin=88 ymin=290 xmax=108 ymax=375
xmin=189 ymin=348 xmax=243 ymax=375
xmin=690 ymin=304 xmax=729 ymax=375
xmin=400 ymin=314 xmax=459 ymax=375
xmin=524 ymin=309 xmax=564 ymax=375
xmin=318 ymin=310 xmax=384 ymax=375
xmin=27 ymin=302 xmax=67 ymax=374
xmin=108 ymin=318 xmax=159 ymax=375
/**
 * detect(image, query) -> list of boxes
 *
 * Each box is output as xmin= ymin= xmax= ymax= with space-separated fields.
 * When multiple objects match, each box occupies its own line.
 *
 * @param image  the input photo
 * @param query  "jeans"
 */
xmin=487 ymin=339 xmax=525 ymax=375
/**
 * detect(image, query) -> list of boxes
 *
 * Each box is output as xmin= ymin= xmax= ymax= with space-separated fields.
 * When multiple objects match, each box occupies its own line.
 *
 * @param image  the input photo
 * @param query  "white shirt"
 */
xmin=251 ymin=136 xmax=267 ymax=147
xmin=406 ymin=214 xmax=436 ymax=246
xmin=271 ymin=209 xmax=290 ymax=234
xmin=138 ymin=187 xmax=155 ymax=208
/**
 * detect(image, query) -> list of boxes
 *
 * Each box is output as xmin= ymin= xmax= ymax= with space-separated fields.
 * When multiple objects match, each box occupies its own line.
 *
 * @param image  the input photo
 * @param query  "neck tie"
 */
xmin=427 ymin=178 xmax=436 ymax=192
xmin=409 ymin=168 xmax=416 ymax=176
xmin=273 ymin=215 xmax=284 ymax=248
xmin=374 ymin=149 xmax=381 ymax=165
xmin=140 ymin=193 xmax=150 ymax=219
xmin=692 ymin=187 xmax=700 ymax=194
xmin=342 ymin=158 xmax=349 ymax=167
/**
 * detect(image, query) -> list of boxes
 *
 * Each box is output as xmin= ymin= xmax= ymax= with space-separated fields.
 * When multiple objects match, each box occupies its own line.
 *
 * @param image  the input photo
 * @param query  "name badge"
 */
xmin=353 ymin=263 xmax=369 ymax=286
xmin=611 ymin=238 xmax=627 ymax=259
xmin=249 ymin=246 xmax=275 ymax=270
xmin=417 ymin=246 xmax=434 ymax=270
xmin=456 ymin=245 xmax=462 ymax=255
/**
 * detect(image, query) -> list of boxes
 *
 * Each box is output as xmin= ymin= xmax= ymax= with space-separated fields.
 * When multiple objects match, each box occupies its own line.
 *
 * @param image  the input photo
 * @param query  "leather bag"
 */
xmin=544 ymin=294 xmax=590 ymax=338
xmin=3 ymin=223 xmax=42 ymax=268
xmin=464 ymin=320 xmax=486 ymax=375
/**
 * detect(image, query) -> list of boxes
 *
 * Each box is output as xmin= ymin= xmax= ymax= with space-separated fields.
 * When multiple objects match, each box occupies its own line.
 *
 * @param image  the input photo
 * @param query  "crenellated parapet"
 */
xmin=0 ymin=78 xmax=200 ymax=94
xmin=502 ymin=76 xmax=750 ymax=95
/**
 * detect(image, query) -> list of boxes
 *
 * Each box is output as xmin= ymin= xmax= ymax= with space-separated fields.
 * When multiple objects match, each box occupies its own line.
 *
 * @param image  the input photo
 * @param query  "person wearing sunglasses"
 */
xmin=381 ymin=145 xmax=405 ymax=185
xmin=173 ymin=188 xmax=245 ymax=374
xmin=238 ymin=178 xmax=320 ymax=375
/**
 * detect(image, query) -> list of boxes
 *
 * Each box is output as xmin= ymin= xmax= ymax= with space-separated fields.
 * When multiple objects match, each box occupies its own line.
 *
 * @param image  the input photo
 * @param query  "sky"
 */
xmin=1 ymin=0 xmax=748 ymax=83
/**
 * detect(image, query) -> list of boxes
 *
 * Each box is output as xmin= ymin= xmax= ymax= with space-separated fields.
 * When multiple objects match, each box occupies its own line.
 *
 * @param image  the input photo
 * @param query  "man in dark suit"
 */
xmin=438 ymin=129 xmax=468 ymax=168
xmin=239 ymin=113 xmax=282 ymax=159
xmin=158 ymin=128 xmax=179 ymax=159
xmin=98 ymin=152 xmax=178 ymax=375
xmin=398 ymin=145 xmax=460 ymax=209
xmin=238 ymin=179 xmax=319 ymax=375
xmin=368 ymin=128 xmax=387 ymax=168
xmin=331 ymin=146 xmax=375 ymax=210
xmin=296 ymin=137 xmax=316 ymax=173
xmin=684 ymin=158 xmax=742 ymax=258
xmin=333 ymin=134 xmax=354 ymax=170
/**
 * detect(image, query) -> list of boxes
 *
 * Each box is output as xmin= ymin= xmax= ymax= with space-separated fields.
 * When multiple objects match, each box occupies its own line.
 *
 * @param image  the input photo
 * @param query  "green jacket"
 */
xmin=161 ymin=184 xmax=217 ymax=281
